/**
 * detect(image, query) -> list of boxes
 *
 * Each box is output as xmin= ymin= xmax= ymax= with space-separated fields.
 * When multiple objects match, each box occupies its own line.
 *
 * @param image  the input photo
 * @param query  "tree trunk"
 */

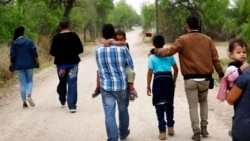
xmin=63 ymin=0 xmax=75 ymax=18
xmin=155 ymin=0 xmax=159 ymax=34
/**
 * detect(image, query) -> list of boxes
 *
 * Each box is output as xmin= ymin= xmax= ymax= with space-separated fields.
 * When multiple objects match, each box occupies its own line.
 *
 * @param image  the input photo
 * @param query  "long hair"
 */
xmin=13 ymin=26 xmax=24 ymax=41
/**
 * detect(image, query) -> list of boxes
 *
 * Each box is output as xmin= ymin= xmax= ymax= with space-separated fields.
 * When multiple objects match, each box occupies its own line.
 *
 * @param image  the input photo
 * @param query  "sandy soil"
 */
xmin=0 ymin=27 xmax=232 ymax=141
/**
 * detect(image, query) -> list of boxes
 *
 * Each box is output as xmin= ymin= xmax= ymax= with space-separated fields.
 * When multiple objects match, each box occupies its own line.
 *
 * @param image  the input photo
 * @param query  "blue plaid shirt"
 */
xmin=95 ymin=42 xmax=134 ymax=91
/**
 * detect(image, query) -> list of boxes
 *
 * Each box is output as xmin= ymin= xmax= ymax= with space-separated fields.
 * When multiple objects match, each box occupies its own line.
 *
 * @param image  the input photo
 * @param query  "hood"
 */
xmin=12 ymin=36 xmax=27 ymax=46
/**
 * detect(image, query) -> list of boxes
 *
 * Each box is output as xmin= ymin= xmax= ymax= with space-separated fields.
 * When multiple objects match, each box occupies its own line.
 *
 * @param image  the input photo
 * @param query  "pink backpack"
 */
xmin=217 ymin=77 xmax=228 ymax=102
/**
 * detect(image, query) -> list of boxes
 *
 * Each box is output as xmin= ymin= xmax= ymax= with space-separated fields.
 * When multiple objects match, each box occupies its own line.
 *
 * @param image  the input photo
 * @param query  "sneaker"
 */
xmin=201 ymin=126 xmax=209 ymax=137
xmin=159 ymin=132 xmax=166 ymax=140
xmin=27 ymin=96 xmax=35 ymax=107
xmin=23 ymin=102 xmax=28 ymax=108
xmin=129 ymin=89 xmax=138 ymax=100
xmin=192 ymin=132 xmax=201 ymax=141
xmin=120 ymin=129 xmax=130 ymax=140
xmin=92 ymin=89 xmax=100 ymax=98
xmin=168 ymin=127 xmax=174 ymax=136
xmin=70 ymin=109 xmax=76 ymax=113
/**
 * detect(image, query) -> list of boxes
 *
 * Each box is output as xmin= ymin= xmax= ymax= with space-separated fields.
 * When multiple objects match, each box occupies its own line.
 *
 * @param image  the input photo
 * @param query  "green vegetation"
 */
xmin=141 ymin=0 xmax=250 ymax=43
xmin=1 ymin=0 xmax=250 ymax=89
xmin=0 ymin=0 xmax=140 ymax=90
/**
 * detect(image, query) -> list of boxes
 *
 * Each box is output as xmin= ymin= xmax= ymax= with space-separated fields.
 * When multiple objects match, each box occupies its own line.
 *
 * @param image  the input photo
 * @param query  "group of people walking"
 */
xmin=9 ymin=15 xmax=250 ymax=141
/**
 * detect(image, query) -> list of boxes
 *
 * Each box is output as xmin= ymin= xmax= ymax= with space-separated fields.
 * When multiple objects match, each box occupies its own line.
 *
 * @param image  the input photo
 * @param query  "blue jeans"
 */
xmin=101 ymin=89 xmax=129 ymax=141
xmin=232 ymin=137 xmax=239 ymax=141
xmin=155 ymin=103 xmax=175 ymax=132
xmin=17 ymin=69 xmax=33 ymax=102
xmin=57 ymin=65 xmax=78 ymax=109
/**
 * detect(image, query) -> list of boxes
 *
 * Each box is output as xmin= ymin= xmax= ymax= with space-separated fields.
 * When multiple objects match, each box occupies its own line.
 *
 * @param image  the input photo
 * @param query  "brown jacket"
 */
xmin=155 ymin=32 xmax=224 ymax=79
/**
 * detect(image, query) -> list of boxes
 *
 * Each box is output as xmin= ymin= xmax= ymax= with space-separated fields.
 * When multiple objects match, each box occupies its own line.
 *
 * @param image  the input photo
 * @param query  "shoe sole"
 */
xmin=70 ymin=109 xmax=76 ymax=113
xmin=27 ymin=98 xmax=35 ymax=107
xmin=168 ymin=133 xmax=174 ymax=136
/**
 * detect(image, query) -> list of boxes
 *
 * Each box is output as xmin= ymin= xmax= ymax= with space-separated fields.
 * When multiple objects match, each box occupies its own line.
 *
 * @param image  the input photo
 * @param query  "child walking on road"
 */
xmin=147 ymin=35 xmax=178 ymax=140
xmin=92 ymin=30 xmax=138 ymax=100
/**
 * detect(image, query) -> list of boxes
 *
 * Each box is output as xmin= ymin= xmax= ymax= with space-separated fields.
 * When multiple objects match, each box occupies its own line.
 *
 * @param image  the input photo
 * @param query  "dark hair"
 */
xmin=114 ymin=30 xmax=126 ymax=40
xmin=229 ymin=38 xmax=248 ymax=52
xmin=13 ymin=26 xmax=25 ymax=41
xmin=59 ymin=19 xmax=70 ymax=29
xmin=153 ymin=34 xmax=165 ymax=48
xmin=186 ymin=15 xmax=200 ymax=30
xmin=102 ymin=23 xmax=115 ymax=39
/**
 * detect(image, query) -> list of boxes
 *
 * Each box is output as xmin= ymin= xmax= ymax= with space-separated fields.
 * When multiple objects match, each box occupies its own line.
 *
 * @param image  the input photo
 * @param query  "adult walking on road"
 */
xmin=151 ymin=15 xmax=224 ymax=141
xmin=227 ymin=66 xmax=250 ymax=141
xmin=95 ymin=23 xmax=134 ymax=141
xmin=50 ymin=19 xmax=83 ymax=113
xmin=10 ymin=26 xmax=39 ymax=108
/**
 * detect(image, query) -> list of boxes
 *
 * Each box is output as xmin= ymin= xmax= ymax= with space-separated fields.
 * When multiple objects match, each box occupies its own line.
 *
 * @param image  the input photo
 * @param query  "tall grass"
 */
xmin=0 ymin=44 xmax=16 ymax=89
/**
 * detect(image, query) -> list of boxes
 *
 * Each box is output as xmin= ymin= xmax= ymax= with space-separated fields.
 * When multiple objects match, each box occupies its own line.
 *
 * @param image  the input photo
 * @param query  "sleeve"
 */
xmin=30 ymin=40 xmax=38 ymax=58
xmin=148 ymin=55 xmax=154 ymax=70
xmin=50 ymin=36 xmax=57 ymax=56
xmin=124 ymin=48 xmax=134 ymax=70
xmin=10 ymin=43 xmax=16 ymax=63
xmin=170 ymin=56 xmax=176 ymax=65
xmin=210 ymin=39 xmax=224 ymax=77
xmin=95 ymin=48 xmax=100 ymax=72
xmin=73 ymin=33 xmax=83 ymax=54
xmin=155 ymin=37 xmax=182 ymax=57
xmin=235 ymin=70 xmax=249 ymax=90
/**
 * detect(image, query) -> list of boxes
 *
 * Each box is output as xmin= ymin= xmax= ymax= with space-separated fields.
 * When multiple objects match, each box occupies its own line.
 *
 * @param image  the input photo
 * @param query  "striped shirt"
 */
xmin=95 ymin=43 xmax=134 ymax=91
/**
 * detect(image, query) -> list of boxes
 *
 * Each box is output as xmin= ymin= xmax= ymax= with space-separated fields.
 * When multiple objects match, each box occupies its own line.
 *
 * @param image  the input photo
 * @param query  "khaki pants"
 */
xmin=184 ymin=79 xmax=209 ymax=133
xmin=126 ymin=66 xmax=135 ymax=83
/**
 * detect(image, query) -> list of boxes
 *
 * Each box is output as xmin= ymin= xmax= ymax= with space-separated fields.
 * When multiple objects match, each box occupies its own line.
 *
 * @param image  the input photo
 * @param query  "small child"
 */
xmin=147 ymin=35 xmax=178 ymax=140
xmin=92 ymin=30 xmax=138 ymax=100
xmin=224 ymin=39 xmax=249 ymax=137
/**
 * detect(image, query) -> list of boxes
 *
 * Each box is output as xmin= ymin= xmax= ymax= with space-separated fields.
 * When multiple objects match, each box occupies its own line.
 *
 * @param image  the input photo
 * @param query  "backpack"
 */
xmin=217 ymin=77 xmax=228 ymax=102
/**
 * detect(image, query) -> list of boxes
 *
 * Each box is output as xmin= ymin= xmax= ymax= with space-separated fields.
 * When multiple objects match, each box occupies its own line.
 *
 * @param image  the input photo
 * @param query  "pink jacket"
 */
xmin=217 ymin=66 xmax=239 ymax=102
xmin=225 ymin=66 xmax=240 ymax=88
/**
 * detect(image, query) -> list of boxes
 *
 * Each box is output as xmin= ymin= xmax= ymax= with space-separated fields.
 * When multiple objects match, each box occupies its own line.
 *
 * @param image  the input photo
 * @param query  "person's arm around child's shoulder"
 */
xmin=103 ymin=40 xmax=126 ymax=47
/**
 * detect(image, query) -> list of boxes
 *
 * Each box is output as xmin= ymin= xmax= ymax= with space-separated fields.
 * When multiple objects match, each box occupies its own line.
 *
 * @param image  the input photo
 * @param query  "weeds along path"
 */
xmin=0 ymin=27 xmax=231 ymax=141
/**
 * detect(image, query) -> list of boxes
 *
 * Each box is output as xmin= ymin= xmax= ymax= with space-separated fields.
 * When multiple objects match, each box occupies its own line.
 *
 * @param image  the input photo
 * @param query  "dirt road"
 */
xmin=0 ymin=27 xmax=232 ymax=141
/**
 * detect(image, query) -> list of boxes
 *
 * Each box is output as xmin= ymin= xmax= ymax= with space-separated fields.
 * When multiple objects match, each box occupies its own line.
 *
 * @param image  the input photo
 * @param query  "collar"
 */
xmin=188 ymin=30 xmax=199 ymax=33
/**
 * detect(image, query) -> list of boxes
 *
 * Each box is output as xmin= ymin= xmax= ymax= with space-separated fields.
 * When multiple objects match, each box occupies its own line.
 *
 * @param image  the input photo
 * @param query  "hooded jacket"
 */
xmin=10 ymin=36 xmax=39 ymax=70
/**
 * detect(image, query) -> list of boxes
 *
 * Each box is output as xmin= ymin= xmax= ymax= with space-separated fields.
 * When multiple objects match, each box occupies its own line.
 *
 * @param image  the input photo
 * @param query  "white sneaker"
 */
xmin=70 ymin=109 xmax=76 ymax=113
xmin=27 ymin=97 xmax=35 ymax=107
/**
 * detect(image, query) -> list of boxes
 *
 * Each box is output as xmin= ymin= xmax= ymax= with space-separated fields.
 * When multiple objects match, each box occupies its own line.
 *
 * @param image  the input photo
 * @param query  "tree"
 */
xmin=141 ymin=3 xmax=155 ymax=33
xmin=108 ymin=0 xmax=140 ymax=30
